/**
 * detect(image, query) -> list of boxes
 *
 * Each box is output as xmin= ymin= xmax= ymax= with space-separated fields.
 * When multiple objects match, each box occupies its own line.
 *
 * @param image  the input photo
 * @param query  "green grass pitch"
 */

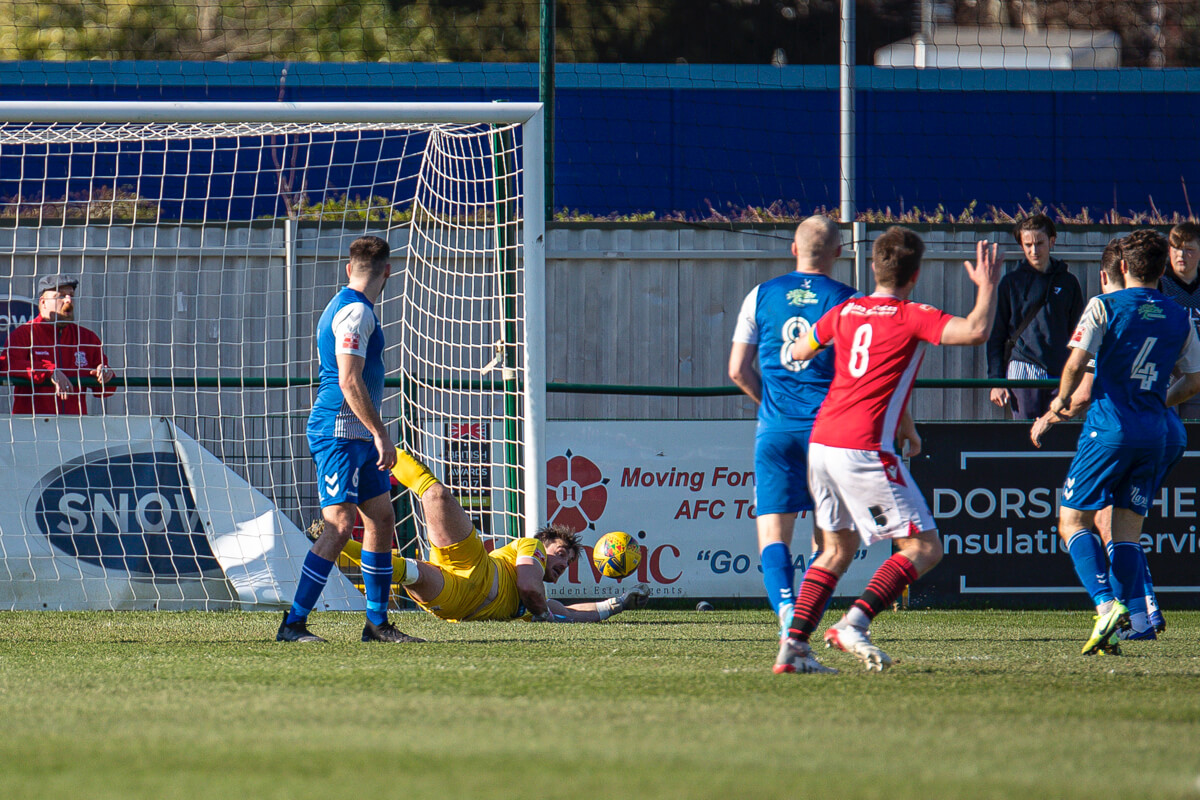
xmin=1 ymin=609 xmax=1198 ymax=800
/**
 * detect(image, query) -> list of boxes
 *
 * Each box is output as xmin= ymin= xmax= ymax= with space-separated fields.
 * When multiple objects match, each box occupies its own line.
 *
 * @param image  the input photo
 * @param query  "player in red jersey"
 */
xmin=773 ymin=226 xmax=1003 ymax=674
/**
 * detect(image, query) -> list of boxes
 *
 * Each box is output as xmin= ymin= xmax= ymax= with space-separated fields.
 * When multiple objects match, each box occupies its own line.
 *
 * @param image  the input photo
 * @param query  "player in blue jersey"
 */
xmin=1032 ymin=229 xmax=1200 ymax=655
xmin=1032 ymin=237 xmax=1180 ymax=640
xmin=729 ymin=216 xmax=919 ymax=638
xmin=277 ymin=235 xmax=424 ymax=644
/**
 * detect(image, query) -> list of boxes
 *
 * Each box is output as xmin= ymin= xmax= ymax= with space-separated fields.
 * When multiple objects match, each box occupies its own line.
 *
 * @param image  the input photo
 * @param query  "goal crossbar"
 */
xmin=0 ymin=101 xmax=545 ymax=127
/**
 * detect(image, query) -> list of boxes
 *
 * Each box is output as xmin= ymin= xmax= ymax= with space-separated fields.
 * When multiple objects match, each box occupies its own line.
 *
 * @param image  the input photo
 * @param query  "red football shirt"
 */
xmin=808 ymin=294 xmax=951 ymax=452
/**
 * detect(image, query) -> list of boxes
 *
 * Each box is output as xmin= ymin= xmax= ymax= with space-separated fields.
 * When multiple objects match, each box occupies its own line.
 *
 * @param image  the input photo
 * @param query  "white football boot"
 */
xmin=823 ymin=617 xmax=892 ymax=672
xmin=773 ymin=637 xmax=838 ymax=674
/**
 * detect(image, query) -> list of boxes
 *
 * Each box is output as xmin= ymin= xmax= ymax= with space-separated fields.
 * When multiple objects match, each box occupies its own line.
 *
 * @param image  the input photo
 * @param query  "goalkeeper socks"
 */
xmin=338 ymin=538 xmax=419 ymax=587
xmin=760 ymin=541 xmax=795 ymax=623
xmin=286 ymin=550 xmax=336 ymax=625
xmin=1067 ymin=530 xmax=1114 ymax=606
xmin=851 ymin=553 xmax=919 ymax=621
xmin=340 ymin=537 xmax=365 ymax=568
xmin=787 ymin=566 xmax=839 ymax=642
xmin=392 ymin=449 xmax=440 ymax=498
xmin=361 ymin=549 xmax=393 ymax=626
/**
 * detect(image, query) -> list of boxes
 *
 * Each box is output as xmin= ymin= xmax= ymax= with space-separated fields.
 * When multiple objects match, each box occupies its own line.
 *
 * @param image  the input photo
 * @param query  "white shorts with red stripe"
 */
xmin=807 ymin=442 xmax=936 ymax=545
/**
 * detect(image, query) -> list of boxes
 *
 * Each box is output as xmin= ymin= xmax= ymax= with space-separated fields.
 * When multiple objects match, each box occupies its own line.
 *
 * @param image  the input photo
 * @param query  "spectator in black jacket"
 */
xmin=986 ymin=214 xmax=1085 ymax=419
xmin=1161 ymin=222 xmax=1200 ymax=419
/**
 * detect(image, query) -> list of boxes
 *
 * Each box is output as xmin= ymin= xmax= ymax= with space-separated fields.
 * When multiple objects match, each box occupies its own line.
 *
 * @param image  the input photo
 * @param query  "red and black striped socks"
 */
xmin=851 ymin=553 xmax=919 ymax=622
xmin=787 ymin=566 xmax=839 ymax=641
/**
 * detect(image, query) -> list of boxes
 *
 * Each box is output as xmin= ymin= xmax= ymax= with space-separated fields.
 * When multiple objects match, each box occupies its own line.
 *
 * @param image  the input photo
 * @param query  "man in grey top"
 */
xmin=1160 ymin=222 xmax=1200 ymax=419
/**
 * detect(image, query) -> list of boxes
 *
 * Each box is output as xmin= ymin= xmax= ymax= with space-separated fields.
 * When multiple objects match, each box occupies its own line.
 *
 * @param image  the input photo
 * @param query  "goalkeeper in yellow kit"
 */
xmin=363 ymin=449 xmax=649 ymax=623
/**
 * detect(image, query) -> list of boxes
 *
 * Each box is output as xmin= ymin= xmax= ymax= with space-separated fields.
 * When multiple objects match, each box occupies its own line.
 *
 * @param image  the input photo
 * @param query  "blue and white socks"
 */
xmin=1140 ymin=551 xmax=1164 ymax=631
xmin=361 ymin=549 xmax=394 ymax=626
xmin=286 ymin=550 xmax=336 ymax=625
xmin=1067 ymin=530 xmax=1114 ymax=607
xmin=760 ymin=541 xmax=795 ymax=626
xmin=1108 ymin=541 xmax=1149 ymax=633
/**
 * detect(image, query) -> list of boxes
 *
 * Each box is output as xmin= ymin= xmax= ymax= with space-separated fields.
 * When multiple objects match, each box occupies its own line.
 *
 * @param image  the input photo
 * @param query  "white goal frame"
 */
xmin=0 ymin=99 xmax=548 ymax=543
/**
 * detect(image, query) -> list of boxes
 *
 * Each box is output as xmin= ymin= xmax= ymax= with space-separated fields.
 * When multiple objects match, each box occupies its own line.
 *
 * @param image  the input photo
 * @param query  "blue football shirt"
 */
xmin=732 ymin=271 xmax=858 ymax=431
xmin=1072 ymin=287 xmax=1200 ymax=447
xmin=306 ymin=287 xmax=385 ymax=443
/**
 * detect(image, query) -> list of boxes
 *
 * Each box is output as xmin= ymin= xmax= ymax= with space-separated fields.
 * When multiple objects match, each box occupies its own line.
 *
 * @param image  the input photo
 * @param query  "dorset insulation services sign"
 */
xmin=907 ymin=422 xmax=1200 ymax=607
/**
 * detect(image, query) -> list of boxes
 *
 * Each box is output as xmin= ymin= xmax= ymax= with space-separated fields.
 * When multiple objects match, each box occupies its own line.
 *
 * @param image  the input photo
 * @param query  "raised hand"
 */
xmin=964 ymin=239 xmax=1003 ymax=289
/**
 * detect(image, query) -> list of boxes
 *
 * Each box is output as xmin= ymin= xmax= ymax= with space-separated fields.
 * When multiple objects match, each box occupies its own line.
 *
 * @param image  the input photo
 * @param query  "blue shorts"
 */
xmin=1159 ymin=410 xmax=1187 ymax=490
xmin=308 ymin=437 xmax=392 ymax=508
xmin=1156 ymin=444 xmax=1185 ymax=492
xmin=754 ymin=427 xmax=813 ymax=515
xmin=1062 ymin=435 xmax=1162 ymax=515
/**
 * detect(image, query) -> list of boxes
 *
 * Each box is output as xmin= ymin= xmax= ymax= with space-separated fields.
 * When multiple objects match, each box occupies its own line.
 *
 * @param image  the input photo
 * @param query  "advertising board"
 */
xmin=0 ymin=416 xmax=357 ymax=610
xmin=908 ymin=422 xmax=1200 ymax=607
xmin=544 ymin=420 xmax=886 ymax=601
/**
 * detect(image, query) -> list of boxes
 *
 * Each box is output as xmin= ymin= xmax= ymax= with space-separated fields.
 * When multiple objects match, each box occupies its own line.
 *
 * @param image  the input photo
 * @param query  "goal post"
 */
xmin=0 ymin=100 xmax=546 ymax=610
xmin=389 ymin=102 xmax=546 ymax=547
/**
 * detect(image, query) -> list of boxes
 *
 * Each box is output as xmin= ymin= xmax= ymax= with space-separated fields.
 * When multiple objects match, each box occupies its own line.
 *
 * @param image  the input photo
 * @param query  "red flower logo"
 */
xmin=546 ymin=450 xmax=609 ymax=532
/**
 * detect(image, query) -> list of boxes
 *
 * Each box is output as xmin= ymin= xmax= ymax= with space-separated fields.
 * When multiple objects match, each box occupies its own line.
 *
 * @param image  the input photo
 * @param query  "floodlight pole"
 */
xmin=539 ymin=0 xmax=556 ymax=220
xmin=840 ymin=0 xmax=856 ymax=224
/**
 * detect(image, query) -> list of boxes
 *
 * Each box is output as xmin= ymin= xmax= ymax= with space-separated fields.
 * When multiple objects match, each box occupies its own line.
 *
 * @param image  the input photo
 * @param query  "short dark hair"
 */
xmin=348 ymin=235 xmax=391 ymax=277
xmin=1169 ymin=222 xmax=1200 ymax=249
xmin=535 ymin=524 xmax=583 ymax=563
xmin=872 ymin=226 xmax=925 ymax=288
xmin=1121 ymin=229 xmax=1169 ymax=283
xmin=1013 ymin=213 xmax=1056 ymax=242
xmin=1100 ymin=237 xmax=1125 ymax=288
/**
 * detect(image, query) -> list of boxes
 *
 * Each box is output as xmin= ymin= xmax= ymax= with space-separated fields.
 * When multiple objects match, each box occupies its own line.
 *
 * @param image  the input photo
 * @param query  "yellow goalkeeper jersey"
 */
xmin=418 ymin=532 xmax=546 ymax=622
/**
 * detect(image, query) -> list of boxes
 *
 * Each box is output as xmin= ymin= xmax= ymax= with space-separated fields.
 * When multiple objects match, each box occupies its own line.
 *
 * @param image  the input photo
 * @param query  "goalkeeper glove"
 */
xmin=617 ymin=587 xmax=651 ymax=611
xmin=597 ymin=585 xmax=651 ymax=619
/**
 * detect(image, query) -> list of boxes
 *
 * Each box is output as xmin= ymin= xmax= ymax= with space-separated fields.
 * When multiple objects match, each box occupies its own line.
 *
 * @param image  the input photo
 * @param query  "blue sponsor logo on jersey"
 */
xmin=31 ymin=450 xmax=220 ymax=577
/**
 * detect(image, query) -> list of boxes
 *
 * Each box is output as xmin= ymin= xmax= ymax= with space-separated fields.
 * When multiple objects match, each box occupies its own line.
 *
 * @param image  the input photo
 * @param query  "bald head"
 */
xmin=792 ymin=216 xmax=841 ymax=273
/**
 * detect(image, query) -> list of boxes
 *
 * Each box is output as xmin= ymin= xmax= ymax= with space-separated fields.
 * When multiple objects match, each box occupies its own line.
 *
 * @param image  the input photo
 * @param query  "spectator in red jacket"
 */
xmin=5 ymin=274 xmax=116 ymax=414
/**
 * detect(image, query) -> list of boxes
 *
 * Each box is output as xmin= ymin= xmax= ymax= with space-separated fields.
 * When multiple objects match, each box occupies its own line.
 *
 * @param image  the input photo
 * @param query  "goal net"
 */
xmin=0 ymin=101 xmax=545 ymax=611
